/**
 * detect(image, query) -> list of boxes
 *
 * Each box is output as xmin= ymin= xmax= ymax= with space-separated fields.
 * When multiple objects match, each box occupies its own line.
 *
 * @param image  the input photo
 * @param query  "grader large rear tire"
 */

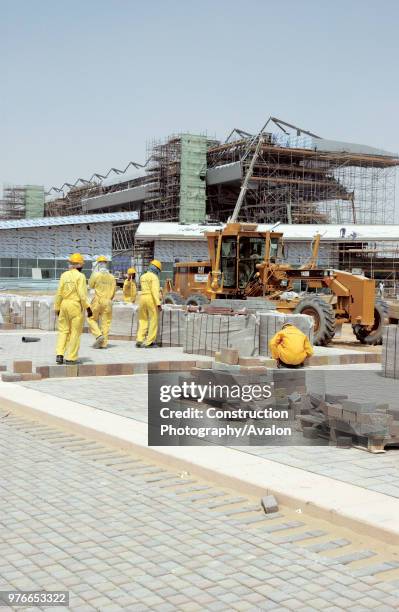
xmin=294 ymin=296 xmax=336 ymax=346
xmin=352 ymin=299 xmax=388 ymax=345
xmin=163 ymin=292 xmax=185 ymax=306
xmin=185 ymin=294 xmax=210 ymax=307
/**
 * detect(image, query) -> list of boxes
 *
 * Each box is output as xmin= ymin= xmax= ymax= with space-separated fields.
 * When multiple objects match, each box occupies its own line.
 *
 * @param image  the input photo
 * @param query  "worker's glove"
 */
xmin=157 ymin=304 xmax=162 ymax=312
xmin=87 ymin=307 xmax=93 ymax=318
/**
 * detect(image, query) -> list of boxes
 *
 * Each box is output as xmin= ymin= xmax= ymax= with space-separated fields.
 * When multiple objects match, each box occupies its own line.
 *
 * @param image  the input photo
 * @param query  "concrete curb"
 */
xmin=0 ymin=381 xmax=398 ymax=545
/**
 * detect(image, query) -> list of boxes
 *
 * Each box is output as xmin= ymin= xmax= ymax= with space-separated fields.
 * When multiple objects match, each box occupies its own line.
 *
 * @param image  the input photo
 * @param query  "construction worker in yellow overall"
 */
xmin=123 ymin=267 xmax=137 ymax=303
xmin=136 ymin=260 xmax=162 ymax=348
xmin=87 ymin=256 xmax=116 ymax=348
xmin=55 ymin=253 xmax=90 ymax=365
xmin=270 ymin=323 xmax=313 ymax=368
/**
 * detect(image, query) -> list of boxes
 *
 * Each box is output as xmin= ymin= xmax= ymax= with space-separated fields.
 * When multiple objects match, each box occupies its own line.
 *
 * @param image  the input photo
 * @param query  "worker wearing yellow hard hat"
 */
xmin=123 ymin=266 xmax=137 ymax=303
xmin=54 ymin=253 xmax=90 ymax=364
xmin=136 ymin=259 xmax=162 ymax=348
xmin=269 ymin=323 xmax=313 ymax=368
xmin=87 ymin=256 xmax=116 ymax=349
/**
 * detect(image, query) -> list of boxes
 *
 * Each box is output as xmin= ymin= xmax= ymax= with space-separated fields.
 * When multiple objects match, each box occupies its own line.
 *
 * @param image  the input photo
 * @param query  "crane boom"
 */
xmin=229 ymin=135 xmax=264 ymax=222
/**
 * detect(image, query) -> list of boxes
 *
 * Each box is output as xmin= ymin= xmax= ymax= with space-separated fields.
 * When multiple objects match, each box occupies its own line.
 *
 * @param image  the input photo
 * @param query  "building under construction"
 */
xmin=40 ymin=118 xmax=398 ymax=227
xmin=0 ymin=185 xmax=44 ymax=220
xmin=1 ymin=118 xmax=398 ymax=272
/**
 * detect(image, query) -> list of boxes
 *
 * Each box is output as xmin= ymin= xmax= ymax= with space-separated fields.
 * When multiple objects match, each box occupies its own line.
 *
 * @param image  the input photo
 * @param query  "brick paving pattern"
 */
xmin=1 ymin=410 xmax=399 ymax=610
xmin=22 ymin=372 xmax=399 ymax=499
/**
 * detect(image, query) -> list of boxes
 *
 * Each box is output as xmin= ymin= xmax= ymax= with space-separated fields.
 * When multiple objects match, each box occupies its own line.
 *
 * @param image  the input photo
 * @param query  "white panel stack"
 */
xmin=382 ymin=325 xmax=399 ymax=379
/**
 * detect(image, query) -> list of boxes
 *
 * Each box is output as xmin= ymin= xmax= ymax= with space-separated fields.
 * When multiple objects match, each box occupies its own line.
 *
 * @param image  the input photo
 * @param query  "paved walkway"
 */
xmin=1 ymin=409 xmax=399 ymax=611
xmin=21 ymin=371 xmax=399 ymax=500
xmin=0 ymin=331 xmax=203 ymax=370
xmin=0 ymin=330 xmax=372 ymax=373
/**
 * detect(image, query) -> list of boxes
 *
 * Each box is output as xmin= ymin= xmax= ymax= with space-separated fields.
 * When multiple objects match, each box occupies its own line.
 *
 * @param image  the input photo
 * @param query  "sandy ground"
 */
xmin=332 ymin=323 xmax=382 ymax=353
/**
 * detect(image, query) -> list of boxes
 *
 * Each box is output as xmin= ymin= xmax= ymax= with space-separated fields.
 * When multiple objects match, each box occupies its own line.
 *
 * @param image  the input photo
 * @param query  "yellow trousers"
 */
xmin=56 ymin=300 xmax=84 ymax=362
xmin=136 ymin=294 xmax=158 ymax=345
xmin=87 ymin=298 xmax=113 ymax=348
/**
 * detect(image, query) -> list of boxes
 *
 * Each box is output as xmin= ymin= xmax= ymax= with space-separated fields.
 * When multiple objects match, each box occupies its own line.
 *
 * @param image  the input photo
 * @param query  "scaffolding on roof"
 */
xmin=206 ymin=127 xmax=398 ymax=224
xmin=21 ymin=117 xmax=399 ymax=227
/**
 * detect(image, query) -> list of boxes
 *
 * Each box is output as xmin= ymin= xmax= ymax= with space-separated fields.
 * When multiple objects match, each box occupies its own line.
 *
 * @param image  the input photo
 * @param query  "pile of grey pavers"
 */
xmin=382 ymin=325 xmax=399 ymax=380
xmin=291 ymin=391 xmax=398 ymax=452
xmin=183 ymin=311 xmax=313 ymax=358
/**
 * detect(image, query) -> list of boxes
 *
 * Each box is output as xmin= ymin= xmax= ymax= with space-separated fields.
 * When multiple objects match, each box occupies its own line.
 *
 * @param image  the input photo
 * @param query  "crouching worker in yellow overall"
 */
xmin=270 ymin=323 xmax=313 ymax=368
xmin=55 ymin=253 xmax=90 ymax=365
xmin=136 ymin=260 xmax=162 ymax=348
xmin=123 ymin=267 xmax=137 ymax=303
xmin=87 ymin=256 xmax=116 ymax=348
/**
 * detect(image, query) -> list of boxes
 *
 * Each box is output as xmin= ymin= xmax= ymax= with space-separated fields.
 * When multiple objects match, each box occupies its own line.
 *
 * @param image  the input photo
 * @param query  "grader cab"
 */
xmin=164 ymin=222 xmax=387 ymax=346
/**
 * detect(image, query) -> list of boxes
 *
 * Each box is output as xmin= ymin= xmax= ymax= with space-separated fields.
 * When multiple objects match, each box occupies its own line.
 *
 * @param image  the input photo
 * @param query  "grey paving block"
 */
xmin=261 ymin=494 xmax=279 ymax=514
xmin=274 ymin=529 xmax=327 ymax=544
xmin=307 ymin=538 xmax=351 ymax=553
xmin=333 ymin=550 xmax=376 ymax=564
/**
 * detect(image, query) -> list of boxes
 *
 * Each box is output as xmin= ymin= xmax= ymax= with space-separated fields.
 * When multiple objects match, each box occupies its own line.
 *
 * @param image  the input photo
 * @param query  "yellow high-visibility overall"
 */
xmin=136 ymin=271 xmax=161 ymax=346
xmin=123 ymin=279 xmax=137 ymax=303
xmin=269 ymin=324 xmax=313 ymax=366
xmin=55 ymin=269 xmax=89 ymax=362
xmin=87 ymin=270 xmax=116 ymax=348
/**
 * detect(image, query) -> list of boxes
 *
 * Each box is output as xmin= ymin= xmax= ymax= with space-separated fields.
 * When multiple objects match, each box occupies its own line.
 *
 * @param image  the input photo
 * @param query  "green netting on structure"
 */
xmin=25 ymin=185 xmax=45 ymax=218
xmin=179 ymin=134 xmax=207 ymax=224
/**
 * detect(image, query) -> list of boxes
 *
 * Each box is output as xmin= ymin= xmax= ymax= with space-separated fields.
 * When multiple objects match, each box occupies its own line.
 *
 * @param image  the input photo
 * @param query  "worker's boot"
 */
xmin=93 ymin=335 xmax=105 ymax=348
xmin=56 ymin=355 xmax=64 ymax=365
xmin=65 ymin=359 xmax=81 ymax=365
xmin=135 ymin=341 xmax=143 ymax=348
xmin=144 ymin=343 xmax=158 ymax=348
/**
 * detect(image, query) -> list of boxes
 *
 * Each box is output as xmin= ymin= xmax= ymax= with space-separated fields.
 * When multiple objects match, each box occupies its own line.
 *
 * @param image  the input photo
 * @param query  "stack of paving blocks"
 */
xmin=1 ymin=360 xmax=42 ymax=382
xmin=292 ymin=392 xmax=396 ymax=451
xmin=210 ymin=298 xmax=276 ymax=314
xmin=109 ymin=303 xmax=138 ymax=339
xmin=109 ymin=304 xmax=186 ymax=346
xmin=0 ymin=295 xmax=187 ymax=346
xmin=0 ymin=295 xmax=56 ymax=331
xmin=157 ymin=307 xmax=186 ymax=347
xmin=183 ymin=310 xmax=314 ymax=359
xmin=382 ymin=325 xmax=399 ymax=379
xmin=184 ymin=312 xmax=259 ymax=357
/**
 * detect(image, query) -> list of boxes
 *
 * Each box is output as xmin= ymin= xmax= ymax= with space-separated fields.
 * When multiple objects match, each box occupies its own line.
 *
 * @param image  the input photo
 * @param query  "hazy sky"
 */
xmin=1 ymin=0 xmax=398 ymax=191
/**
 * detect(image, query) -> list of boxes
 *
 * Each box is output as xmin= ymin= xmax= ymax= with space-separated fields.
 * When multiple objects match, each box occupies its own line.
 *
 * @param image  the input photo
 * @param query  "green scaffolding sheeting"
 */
xmin=179 ymin=134 xmax=207 ymax=224
xmin=25 ymin=185 xmax=45 ymax=218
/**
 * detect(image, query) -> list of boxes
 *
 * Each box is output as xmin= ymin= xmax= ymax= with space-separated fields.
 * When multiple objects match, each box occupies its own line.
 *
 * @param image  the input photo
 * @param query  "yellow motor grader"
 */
xmin=163 ymin=222 xmax=387 ymax=346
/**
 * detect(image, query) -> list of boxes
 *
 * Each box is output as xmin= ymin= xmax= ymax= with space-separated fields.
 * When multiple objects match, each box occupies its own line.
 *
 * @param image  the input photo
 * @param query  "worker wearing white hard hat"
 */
xmin=87 ymin=256 xmax=116 ymax=349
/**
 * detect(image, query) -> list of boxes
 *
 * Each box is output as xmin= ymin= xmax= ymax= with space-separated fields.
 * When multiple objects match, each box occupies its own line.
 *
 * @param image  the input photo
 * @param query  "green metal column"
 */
xmin=25 ymin=185 xmax=45 ymax=218
xmin=179 ymin=134 xmax=207 ymax=224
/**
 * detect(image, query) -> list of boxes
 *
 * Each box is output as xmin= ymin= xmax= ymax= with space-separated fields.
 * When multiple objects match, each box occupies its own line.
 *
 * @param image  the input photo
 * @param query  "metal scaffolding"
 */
xmin=207 ymin=128 xmax=397 ymax=225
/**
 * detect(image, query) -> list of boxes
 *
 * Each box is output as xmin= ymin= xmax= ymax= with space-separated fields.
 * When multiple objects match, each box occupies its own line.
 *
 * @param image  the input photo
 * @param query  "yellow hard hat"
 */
xmin=150 ymin=259 xmax=162 ymax=271
xmin=96 ymin=255 xmax=108 ymax=263
xmin=127 ymin=267 xmax=136 ymax=275
xmin=69 ymin=253 xmax=84 ymax=265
